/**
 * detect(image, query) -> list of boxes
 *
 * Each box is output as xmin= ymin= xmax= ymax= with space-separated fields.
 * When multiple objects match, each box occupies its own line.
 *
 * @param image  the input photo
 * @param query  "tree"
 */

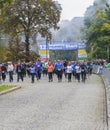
xmin=0 ymin=43 xmax=9 ymax=62
xmin=83 ymin=1 xmax=110 ymax=59
xmin=8 ymin=35 xmax=25 ymax=61
xmin=8 ymin=35 xmax=39 ymax=62
xmin=0 ymin=0 xmax=13 ymax=23
xmin=3 ymin=0 xmax=62 ymax=61
xmin=0 ymin=0 xmax=13 ymax=49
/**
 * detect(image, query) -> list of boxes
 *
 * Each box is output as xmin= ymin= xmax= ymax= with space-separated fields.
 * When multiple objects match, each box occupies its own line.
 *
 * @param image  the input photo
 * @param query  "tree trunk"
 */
xmin=25 ymin=35 xmax=30 ymax=62
xmin=32 ymin=33 xmax=39 ymax=54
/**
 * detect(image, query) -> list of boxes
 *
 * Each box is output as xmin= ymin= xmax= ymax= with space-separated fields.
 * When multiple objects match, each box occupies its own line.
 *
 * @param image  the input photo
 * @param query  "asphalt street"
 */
xmin=0 ymin=74 xmax=107 ymax=130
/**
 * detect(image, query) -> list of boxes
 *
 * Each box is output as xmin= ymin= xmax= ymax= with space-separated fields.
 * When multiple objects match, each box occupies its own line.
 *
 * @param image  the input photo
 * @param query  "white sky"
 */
xmin=57 ymin=0 xmax=94 ymax=20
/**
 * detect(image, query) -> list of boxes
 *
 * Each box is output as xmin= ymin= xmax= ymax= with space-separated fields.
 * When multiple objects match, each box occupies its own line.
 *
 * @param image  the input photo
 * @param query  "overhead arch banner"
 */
xmin=39 ymin=42 xmax=86 ymax=50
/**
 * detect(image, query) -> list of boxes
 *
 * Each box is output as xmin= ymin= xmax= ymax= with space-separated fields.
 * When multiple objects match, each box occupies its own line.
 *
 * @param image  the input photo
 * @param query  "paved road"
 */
xmin=0 ymin=74 xmax=107 ymax=130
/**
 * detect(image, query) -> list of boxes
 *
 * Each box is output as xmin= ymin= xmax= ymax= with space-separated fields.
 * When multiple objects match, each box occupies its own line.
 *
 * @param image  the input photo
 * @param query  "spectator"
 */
xmin=97 ymin=64 xmax=103 ymax=75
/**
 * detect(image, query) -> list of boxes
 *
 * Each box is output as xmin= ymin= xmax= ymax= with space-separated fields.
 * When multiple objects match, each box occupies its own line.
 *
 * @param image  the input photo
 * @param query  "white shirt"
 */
xmin=75 ymin=65 xmax=81 ymax=73
xmin=8 ymin=64 xmax=14 ymax=72
xmin=66 ymin=65 xmax=73 ymax=73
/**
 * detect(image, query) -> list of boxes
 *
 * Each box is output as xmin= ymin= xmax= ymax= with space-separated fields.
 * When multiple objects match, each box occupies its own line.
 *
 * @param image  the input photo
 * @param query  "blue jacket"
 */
xmin=35 ymin=61 xmax=42 ymax=71
xmin=55 ymin=62 xmax=64 ymax=70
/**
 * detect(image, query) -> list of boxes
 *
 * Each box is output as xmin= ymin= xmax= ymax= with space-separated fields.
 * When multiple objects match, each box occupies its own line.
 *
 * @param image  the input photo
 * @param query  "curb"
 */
xmin=0 ymin=86 xmax=21 ymax=96
xmin=93 ymin=72 xmax=109 ymax=130
xmin=94 ymin=73 xmax=109 ymax=130
xmin=101 ymin=75 xmax=109 ymax=130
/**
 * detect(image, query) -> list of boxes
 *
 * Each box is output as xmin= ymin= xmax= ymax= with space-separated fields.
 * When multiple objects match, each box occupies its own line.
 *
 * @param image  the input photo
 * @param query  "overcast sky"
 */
xmin=57 ymin=0 xmax=94 ymax=20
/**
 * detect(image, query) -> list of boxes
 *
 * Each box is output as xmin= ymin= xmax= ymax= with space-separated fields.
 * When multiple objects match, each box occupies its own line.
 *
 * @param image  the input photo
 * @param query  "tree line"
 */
xmin=1 ymin=0 xmax=110 ymax=62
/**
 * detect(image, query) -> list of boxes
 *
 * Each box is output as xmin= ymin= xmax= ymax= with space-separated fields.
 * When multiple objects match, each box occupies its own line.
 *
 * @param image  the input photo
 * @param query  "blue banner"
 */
xmin=39 ymin=42 xmax=86 ymax=50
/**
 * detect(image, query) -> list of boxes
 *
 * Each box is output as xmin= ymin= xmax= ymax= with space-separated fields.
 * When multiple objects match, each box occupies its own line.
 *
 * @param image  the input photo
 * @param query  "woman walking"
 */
xmin=66 ymin=61 xmax=73 ymax=82
xmin=7 ymin=62 xmax=14 ymax=82
xmin=75 ymin=62 xmax=81 ymax=82
xmin=30 ymin=64 xmax=36 ymax=83
xmin=47 ymin=61 xmax=54 ymax=82
xmin=55 ymin=60 xmax=64 ymax=82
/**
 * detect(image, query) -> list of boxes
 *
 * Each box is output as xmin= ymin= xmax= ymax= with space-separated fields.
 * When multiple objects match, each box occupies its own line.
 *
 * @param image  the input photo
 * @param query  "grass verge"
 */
xmin=0 ymin=85 xmax=16 ymax=92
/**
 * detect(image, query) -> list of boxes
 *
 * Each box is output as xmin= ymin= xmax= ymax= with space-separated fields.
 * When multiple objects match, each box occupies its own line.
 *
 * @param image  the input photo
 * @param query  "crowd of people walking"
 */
xmin=0 ymin=58 xmax=106 ymax=84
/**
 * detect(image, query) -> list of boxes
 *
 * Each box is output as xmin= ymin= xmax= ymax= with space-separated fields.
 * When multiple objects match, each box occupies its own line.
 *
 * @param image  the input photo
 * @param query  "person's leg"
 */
xmin=32 ymin=73 xmax=34 ymax=83
xmin=20 ymin=72 xmax=23 ymax=81
xmin=69 ymin=73 xmax=72 ymax=82
xmin=17 ymin=73 xmax=20 ymax=82
xmin=9 ymin=71 xmax=11 ymax=82
xmin=10 ymin=71 xmax=13 ymax=82
xmin=48 ymin=72 xmax=51 ymax=82
xmin=50 ymin=72 xmax=53 ymax=81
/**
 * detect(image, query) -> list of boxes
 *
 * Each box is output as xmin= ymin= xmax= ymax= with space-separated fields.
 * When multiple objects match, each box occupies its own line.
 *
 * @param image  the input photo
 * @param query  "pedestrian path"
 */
xmin=0 ymin=74 xmax=108 ymax=130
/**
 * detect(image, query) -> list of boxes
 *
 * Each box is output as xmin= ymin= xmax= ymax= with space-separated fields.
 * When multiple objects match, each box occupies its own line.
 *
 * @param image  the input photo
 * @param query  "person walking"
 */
xmin=80 ymin=62 xmax=87 ymax=83
xmin=30 ymin=64 xmax=36 ymax=83
xmin=42 ymin=61 xmax=48 ymax=77
xmin=1 ymin=63 xmax=7 ymax=81
xmin=66 ymin=61 xmax=73 ymax=82
xmin=35 ymin=59 xmax=42 ymax=80
xmin=97 ymin=64 xmax=103 ymax=75
xmin=63 ymin=60 xmax=68 ymax=78
xmin=7 ymin=61 xmax=14 ymax=82
xmin=16 ymin=63 xmax=24 ymax=82
xmin=75 ymin=62 xmax=81 ymax=82
xmin=47 ymin=61 xmax=54 ymax=82
xmin=72 ymin=61 xmax=77 ymax=80
xmin=26 ymin=63 xmax=31 ymax=78
xmin=55 ymin=60 xmax=64 ymax=82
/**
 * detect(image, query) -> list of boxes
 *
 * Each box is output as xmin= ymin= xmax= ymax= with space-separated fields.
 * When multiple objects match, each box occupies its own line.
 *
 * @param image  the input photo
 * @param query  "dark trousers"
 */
xmin=81 ymin=72 xmax=86 ymax=82
xmin=2 ymin=72 xmax=6 ymax=81
xmin=72 ymin=70 xmax=77 ymax=79
xmin=9 ymin=71 xmax=13 ymax=82
xmin=76 ymin=73 xmax=80 ymax=82
xmin=17 ymin=72 xmax=23 ymax=82
xmin=67 ymin=73 xmax=72 ymax=82
xmin=43 ymin=69 xmax=47 ymax=76
xmin=31 ymin=73 xmax=35 ymax=83
xmin=37 ymin=70 xmax=41 ymax=80
xmin=48 ymin=72 xmax=53 ymax=82
xmin=0 ymin=72 xmax=2 ymax=83
xmin=57 ymin=70 xmax=63 ymax=82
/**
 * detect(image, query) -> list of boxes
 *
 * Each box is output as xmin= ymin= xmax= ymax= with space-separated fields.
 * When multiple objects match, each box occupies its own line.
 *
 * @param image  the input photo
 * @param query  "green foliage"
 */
xmin=2 ymin=0 xmax=61 ymax=61
xmin=92 ymin=46 xmax=107 ymax=59
xmin=0 ymin=44 xmax=9 ymax=62
xmin=83 ymin=2 xmax=110 ymax=59
xmin=0 ymin=0 xmax=13 ymax=9
xmin=50 ymin=50 xmax=76 ymax=61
